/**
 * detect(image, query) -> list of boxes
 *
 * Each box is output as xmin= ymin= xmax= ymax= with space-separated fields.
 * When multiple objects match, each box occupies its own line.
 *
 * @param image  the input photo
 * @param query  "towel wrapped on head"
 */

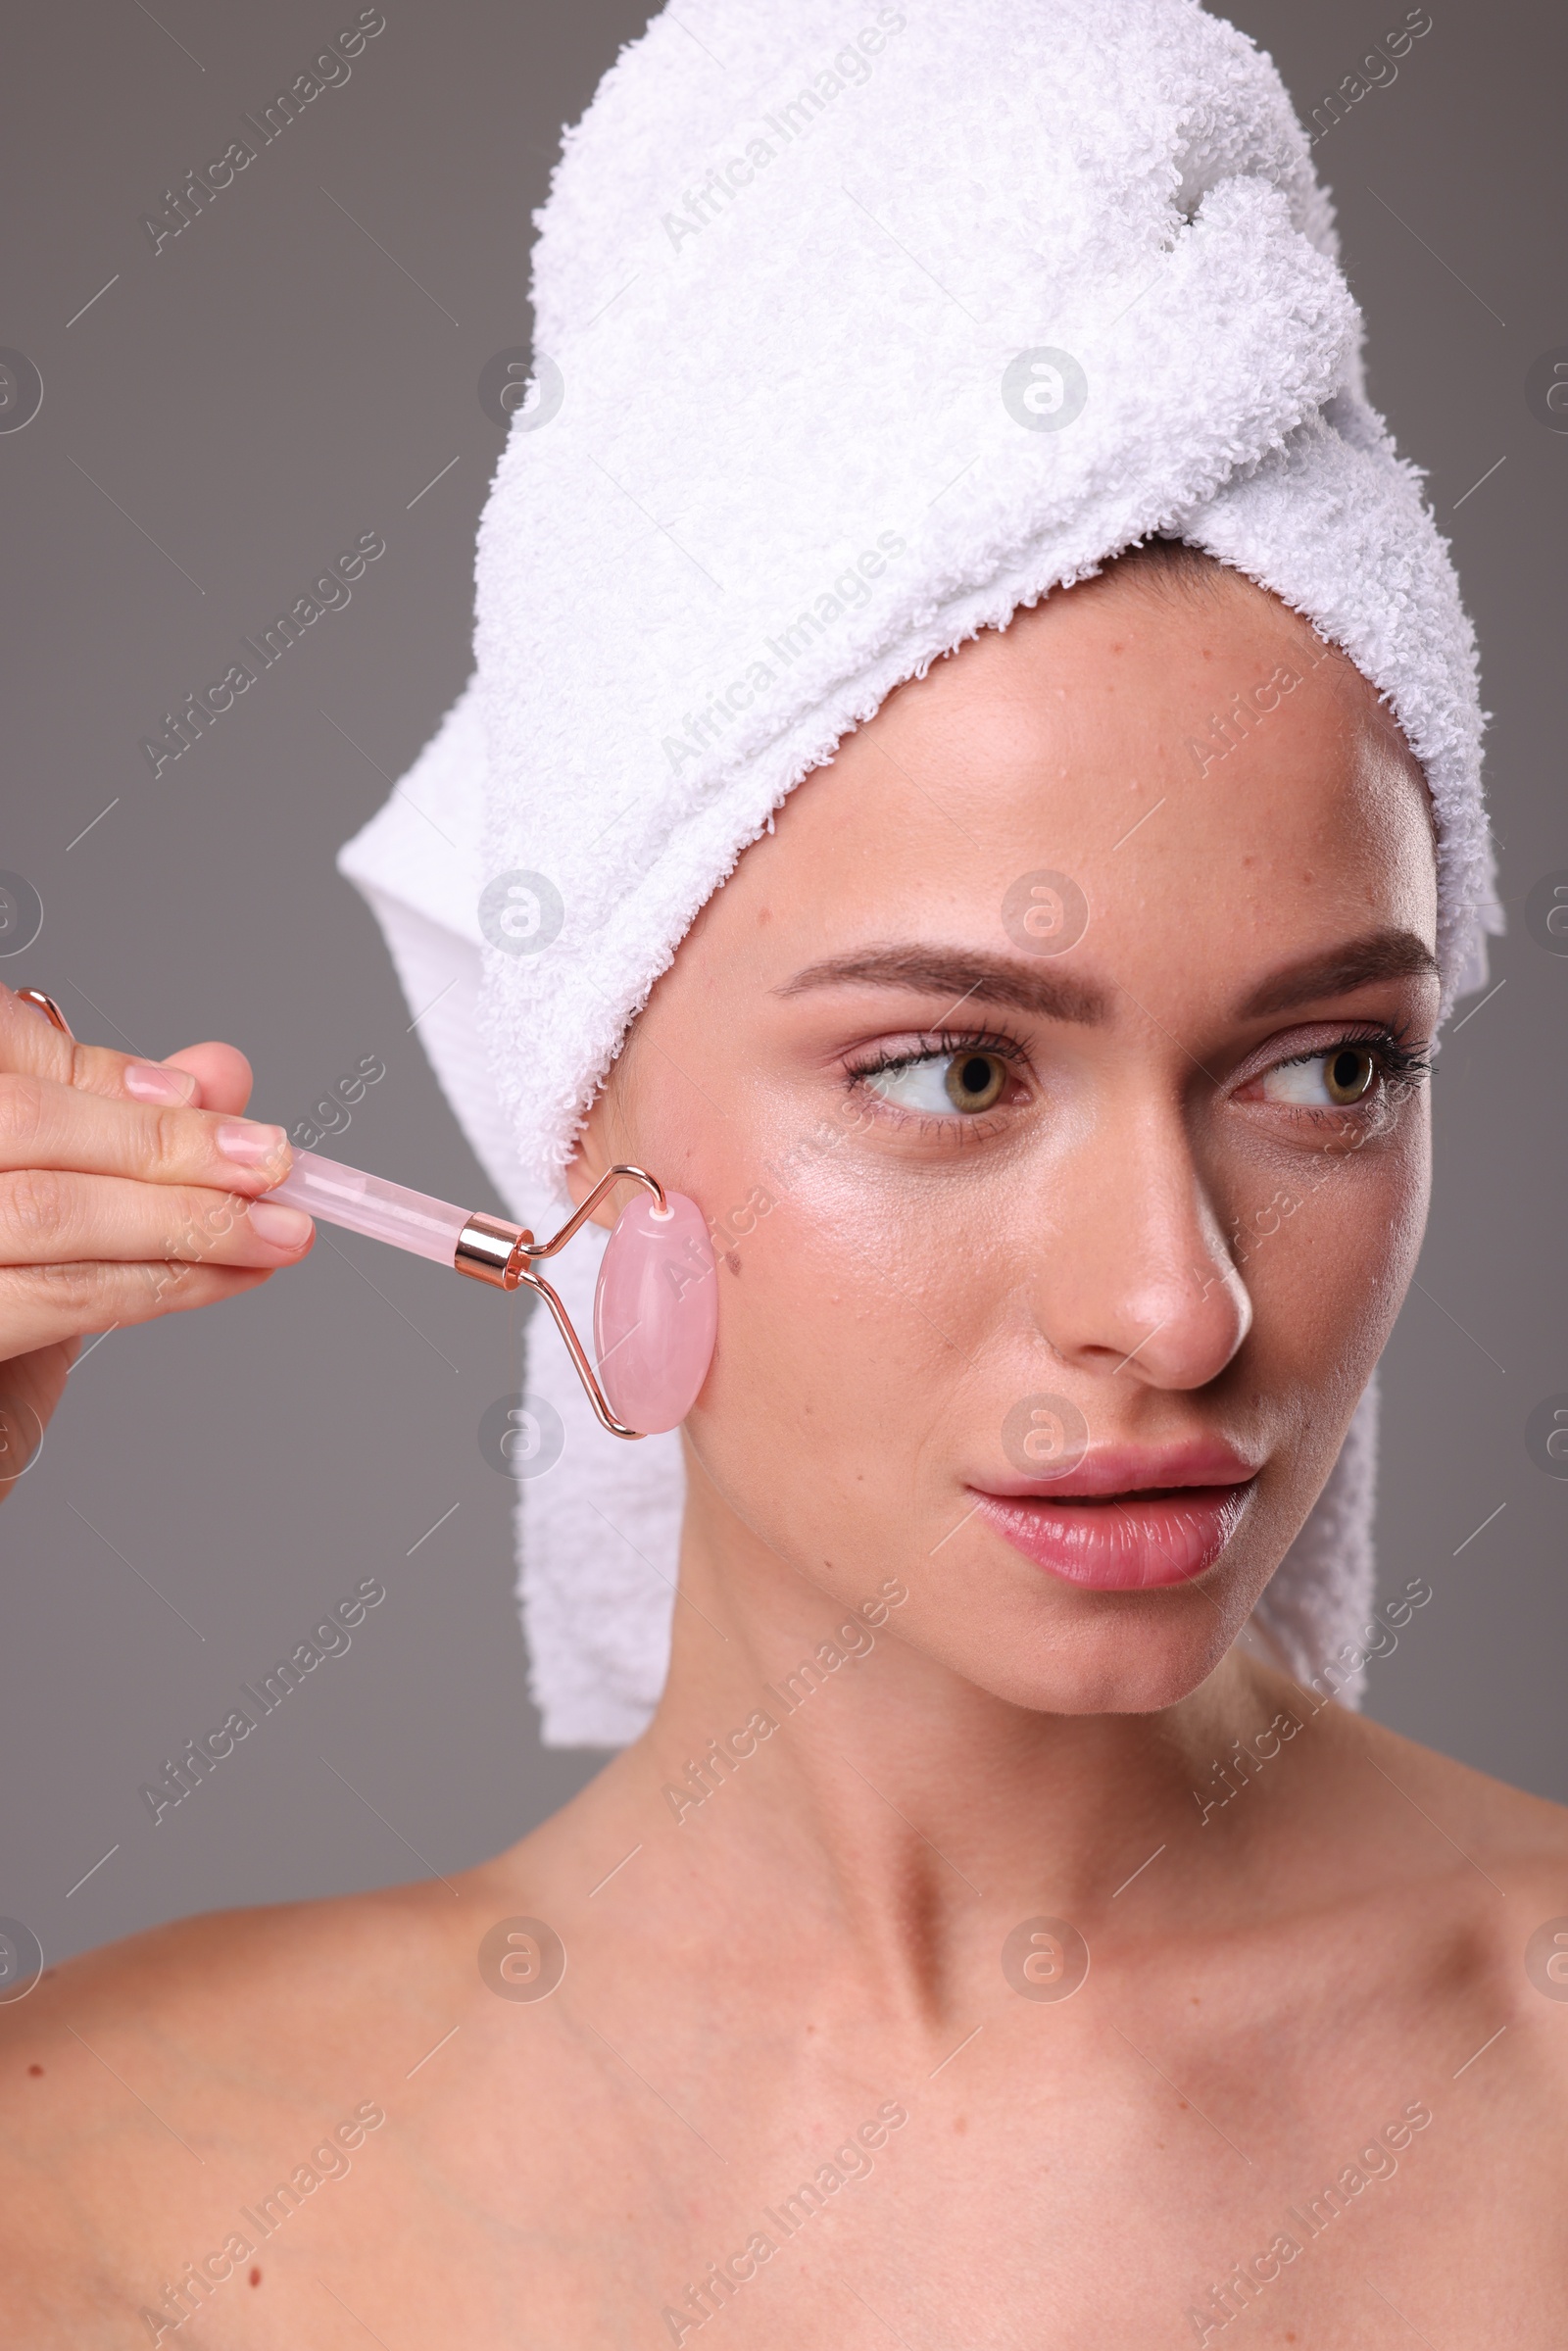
xmin=340 ymin=0 xmax=1497 ymax=1746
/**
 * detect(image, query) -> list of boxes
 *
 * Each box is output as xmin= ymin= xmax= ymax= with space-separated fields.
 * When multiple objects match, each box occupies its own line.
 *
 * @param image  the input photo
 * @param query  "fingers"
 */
xmin=0 ymin=1169 xmax=315 ymax=1271
xmin=0 ymin=999 xmax=303 ymax=1397
xmin=0 ymin=988 xmax=293 ymax=1198
xmin=0 ymin=983 xmax=171 ymax=1103
xmin=0 ymin=988 xmax=255 ymax=1120
xmin=161 ymin=1041 xmax=254 ymax=1116
xmin=0 ymin=1069 xmax=296 ymax=1197
xmin=0 ymin=1259 xmax=276 ymax=1364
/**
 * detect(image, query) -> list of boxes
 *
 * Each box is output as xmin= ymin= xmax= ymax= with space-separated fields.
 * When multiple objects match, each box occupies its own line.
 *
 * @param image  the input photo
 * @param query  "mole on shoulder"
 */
xmin=249 ymin=2269 xmax=263 ymax=2287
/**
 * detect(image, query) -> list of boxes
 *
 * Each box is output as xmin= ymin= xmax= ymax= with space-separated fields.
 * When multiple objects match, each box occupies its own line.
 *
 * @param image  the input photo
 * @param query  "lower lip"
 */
xmin=971 ymin=1484 xmax=1253 ymax=1591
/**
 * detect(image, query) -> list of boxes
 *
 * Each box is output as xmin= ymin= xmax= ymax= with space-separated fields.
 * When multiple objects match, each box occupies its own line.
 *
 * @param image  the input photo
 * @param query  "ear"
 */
xmin=562 ymin=1078 xmax=625 ymax=1228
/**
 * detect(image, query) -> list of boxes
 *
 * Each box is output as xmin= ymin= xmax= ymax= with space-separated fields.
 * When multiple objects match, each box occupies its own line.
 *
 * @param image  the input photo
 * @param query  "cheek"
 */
xmin=682 ymin=1136 xmax=968 ymax=1551
xmin=1231 ymin=1106 xmax=1431 ymax=1538
xmin=1242 ymin=1108 xmax=1430 ymax=1355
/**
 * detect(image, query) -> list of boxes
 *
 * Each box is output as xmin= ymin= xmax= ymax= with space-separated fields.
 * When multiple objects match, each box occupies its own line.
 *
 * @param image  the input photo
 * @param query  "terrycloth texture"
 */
xmin=344 ymin=696 xmax=688 ymax=1745
xmin=339 ymin=0 xmax=1498 ymax=1743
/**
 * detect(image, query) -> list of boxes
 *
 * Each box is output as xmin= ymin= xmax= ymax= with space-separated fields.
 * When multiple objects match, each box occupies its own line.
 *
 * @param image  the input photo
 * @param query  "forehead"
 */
xmin=724 ymin=561 xmax=1439 ymax=972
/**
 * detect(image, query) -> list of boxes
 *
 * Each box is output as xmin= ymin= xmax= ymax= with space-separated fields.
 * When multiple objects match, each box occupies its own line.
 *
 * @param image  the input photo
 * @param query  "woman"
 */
xmin=3 ymin=1 xmax=1564 ymax=2341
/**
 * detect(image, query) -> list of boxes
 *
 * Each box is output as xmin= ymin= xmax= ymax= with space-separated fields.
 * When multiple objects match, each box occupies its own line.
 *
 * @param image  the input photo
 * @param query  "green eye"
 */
xmin=945 ymin=1053 xmax=1006 ymax=1111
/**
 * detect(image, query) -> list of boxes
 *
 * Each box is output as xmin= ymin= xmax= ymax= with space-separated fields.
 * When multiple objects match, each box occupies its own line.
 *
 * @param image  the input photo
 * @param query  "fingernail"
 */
xmin=248 ymin=1201 xmax=313 ymax=1249
xmin=123 ymin=1061 xmax=197 ymax=1105
xmin=216 ymin=1119 xmax=288 ymax=1167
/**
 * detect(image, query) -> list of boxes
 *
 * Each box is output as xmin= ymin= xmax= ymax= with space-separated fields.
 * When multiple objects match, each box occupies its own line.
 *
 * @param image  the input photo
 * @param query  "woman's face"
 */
xmin=574 ymin=558 xmax=1441 ymax=1715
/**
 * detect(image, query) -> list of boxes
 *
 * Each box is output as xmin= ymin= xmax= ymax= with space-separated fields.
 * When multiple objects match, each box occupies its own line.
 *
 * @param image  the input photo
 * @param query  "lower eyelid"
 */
xmin=851 ymin=1081 xmax=1024 ymax=1143
xmin=1249 ymin=1042 xmax=1392 ymax=1092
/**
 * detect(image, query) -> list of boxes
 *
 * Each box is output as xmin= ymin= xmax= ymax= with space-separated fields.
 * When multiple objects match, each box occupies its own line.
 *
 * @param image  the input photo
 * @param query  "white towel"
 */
xmin=340 ymin=0 xmax=1498 ymax=1743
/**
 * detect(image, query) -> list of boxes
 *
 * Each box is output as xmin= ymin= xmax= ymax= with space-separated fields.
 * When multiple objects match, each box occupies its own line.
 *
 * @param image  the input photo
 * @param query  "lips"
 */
xmin=969 ymin=1442 xmax=1259 ymax=1592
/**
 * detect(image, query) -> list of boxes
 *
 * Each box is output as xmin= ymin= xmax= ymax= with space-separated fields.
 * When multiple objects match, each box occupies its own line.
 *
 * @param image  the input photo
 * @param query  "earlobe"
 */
xmin=563 ymin=1092 xmax=625 ymax=1226
xmin=564 ymin=1140 xmax=613 ymax=1223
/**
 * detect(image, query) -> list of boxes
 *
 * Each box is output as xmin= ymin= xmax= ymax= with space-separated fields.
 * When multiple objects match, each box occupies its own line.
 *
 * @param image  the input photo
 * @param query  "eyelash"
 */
xmin=1263 ymin=1025 xmax=1433 ymax=1108
xmin=845 ymin=1027 xmax=1026 ymax=1141
xmin=842 ymin=1022 xmax=1432 ymax=1137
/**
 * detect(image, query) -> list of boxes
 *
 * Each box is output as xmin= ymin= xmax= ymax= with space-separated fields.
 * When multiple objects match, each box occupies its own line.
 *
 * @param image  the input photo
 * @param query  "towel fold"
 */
xmin=340 ymin=0 xmax=1497 ymax=1743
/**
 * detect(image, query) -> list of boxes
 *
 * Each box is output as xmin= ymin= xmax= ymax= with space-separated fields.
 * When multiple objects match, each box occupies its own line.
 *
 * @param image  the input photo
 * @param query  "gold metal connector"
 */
xmin=454 ymin=1212 xmax=534 ymax=1289
xmin=448 ymin=1166 xmax=668 ymax=1438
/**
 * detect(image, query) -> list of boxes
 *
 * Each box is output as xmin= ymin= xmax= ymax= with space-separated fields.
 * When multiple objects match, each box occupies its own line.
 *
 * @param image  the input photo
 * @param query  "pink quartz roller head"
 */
xmin=251 ymin=1133 xmax=719 ymax=1439
xmin=13 ymin=991 xmax=715 ymax=1445
xmin=593 ymin=1193 xmax=717 ymax=1437
xmin=503 ymin=1164 xmax=716 ymax=1439
xmin=260 ymin=1151 xmax=716 ymax=1443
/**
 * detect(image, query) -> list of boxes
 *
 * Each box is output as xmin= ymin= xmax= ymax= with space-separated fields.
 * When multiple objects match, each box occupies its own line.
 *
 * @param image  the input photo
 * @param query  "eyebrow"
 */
xmin=776 ymin=946 xmax=1109 ymax=1025
xmin=777 ymin=927 xmax=1439 ymax=1026
xmin=1235 ymin=928 xmax=1440 ymax=1016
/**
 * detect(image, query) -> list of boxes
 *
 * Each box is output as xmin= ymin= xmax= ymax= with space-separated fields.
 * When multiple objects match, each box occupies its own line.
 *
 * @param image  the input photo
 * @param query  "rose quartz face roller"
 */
xmin=12 ymin=989 xmax=715 ymax=1442
xmin=265 ymin=1152 xmax=716 ymax=1439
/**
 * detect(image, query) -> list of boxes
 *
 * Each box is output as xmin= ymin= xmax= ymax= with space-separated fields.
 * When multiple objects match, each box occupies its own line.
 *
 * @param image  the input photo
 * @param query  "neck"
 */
xmin=617 ymin=1476 xmax=1298 ymax=2028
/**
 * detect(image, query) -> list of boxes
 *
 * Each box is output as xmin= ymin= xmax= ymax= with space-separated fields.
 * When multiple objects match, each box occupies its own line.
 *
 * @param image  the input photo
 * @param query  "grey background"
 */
xmin=1 ymin=0 xmax=1563 ymax=1970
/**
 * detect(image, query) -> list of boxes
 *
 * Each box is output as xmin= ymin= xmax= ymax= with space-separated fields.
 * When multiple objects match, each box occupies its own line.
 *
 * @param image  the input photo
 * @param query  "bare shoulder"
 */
xmin=1346 ymin=1700 xmax=1568 ymax=1889
xmin=0 ymin=1768 xmax=633 ymax=2341
xmin=1304 ymin=1690 xmax=1568 ymax=2088
xmin=0 ymin=1871 xmax=480 ymax=2340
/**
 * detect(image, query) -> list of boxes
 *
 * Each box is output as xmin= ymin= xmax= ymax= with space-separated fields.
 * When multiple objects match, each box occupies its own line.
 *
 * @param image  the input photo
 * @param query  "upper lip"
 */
xmin=974 ymin=1439 xmax=1262 ymax=1501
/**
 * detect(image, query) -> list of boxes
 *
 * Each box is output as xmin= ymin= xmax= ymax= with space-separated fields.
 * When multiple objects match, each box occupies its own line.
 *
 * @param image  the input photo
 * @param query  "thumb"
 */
xmin=160 ymin=1041 xmax=254 ymax=1115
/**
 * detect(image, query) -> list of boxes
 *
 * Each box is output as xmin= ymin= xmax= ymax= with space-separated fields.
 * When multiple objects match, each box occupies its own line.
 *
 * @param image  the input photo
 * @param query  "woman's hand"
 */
xmin=0 ymin=984 xmax=314 ymax=1501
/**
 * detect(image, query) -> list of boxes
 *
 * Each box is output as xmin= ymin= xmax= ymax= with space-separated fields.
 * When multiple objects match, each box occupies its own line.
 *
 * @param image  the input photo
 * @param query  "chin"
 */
xmin=947 ymin=1590 xmax=1252 ymax=1718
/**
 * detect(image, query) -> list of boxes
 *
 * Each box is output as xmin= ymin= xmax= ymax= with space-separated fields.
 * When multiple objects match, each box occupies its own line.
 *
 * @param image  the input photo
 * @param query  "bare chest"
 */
xmin=128 ymin=2010 xmax=1567 ymax=2351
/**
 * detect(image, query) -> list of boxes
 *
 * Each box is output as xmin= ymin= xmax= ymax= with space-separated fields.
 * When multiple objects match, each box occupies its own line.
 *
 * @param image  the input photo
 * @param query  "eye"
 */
xmin=1261 ymin=1046 xmax=1378 ymax=1108
xmin=867 ymin=1049 xmax=1009 ymax=1116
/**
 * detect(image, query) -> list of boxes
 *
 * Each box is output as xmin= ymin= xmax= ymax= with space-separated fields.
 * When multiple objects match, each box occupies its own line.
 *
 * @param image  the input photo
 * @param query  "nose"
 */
xmin=1029 ymin=1101 xmax=1251 ymax=1392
